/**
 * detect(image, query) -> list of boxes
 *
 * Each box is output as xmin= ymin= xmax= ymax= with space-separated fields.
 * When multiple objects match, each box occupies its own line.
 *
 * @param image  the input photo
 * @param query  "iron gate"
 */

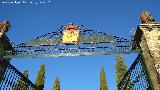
xmin=118 ymin=54 xmax=153 ymax=90
xmin=0 ymin=59 xmax=36 ymax=90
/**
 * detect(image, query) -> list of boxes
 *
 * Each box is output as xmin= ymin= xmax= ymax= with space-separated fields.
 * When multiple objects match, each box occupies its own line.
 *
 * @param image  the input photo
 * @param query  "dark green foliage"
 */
xmin=100 ymin=66 xmax=108 ymax=90
xmin=115 ymin=55 xmax=127 ymax=86
xmin=34 ymin=64 xmax=45 ymax=90
xmin=12 ymin=70 xmax=29 ymax=90
xmin=53 ymin=77 xmax=60 ymax=90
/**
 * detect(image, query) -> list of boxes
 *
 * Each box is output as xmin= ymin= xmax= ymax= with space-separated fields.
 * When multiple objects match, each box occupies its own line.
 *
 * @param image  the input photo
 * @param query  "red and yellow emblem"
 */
xmin=62 ymin=23 xmax=79 ymax=44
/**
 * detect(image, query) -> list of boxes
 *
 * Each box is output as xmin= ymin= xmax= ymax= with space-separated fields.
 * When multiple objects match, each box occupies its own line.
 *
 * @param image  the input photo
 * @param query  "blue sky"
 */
xmin=0 ymin=0 xmax=160 ymax=90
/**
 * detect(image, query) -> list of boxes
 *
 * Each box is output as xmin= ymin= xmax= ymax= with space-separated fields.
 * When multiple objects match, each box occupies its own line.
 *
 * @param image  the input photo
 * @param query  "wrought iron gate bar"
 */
xmin=4 ymin=42 xmax=137 ymax=58
xmin=4 ymin=50 xmax=139 ymax=58
xmin=3 ymin=29 xmax=137 ymax=58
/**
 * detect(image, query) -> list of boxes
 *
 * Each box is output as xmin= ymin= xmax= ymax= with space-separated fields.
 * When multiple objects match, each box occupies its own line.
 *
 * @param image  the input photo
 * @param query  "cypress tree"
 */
xmin=100 ymin=66 xmax=108 ymax=90
xmin=34 ymin=64 xmax=45 ymax=90
xmin=115 ymin=55 xmax=127 ymax=86
xmin=53 ymin=77 xmax=60 ymax=90
xmin=12 ymin=70 xmax=29 ymax=90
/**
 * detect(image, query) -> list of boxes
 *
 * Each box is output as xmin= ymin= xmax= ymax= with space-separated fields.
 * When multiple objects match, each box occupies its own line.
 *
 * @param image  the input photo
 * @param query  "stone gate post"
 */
xmin=133 ymin=23 xmax=160 ymax=90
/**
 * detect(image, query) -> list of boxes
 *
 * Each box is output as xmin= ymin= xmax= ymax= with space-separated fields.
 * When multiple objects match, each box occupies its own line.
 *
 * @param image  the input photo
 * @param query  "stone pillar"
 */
xmin=0 ymin=57 xmax=9 ymax=82
xmin=133 ymin=23 xmax=160 ymax=89
xmin=0 ymin=21 xmax=12 ymax=83
xmin=0 ymin=34 xmax=12 ymax=82
xmin=139 ymin=23 xmax=160 ymax=76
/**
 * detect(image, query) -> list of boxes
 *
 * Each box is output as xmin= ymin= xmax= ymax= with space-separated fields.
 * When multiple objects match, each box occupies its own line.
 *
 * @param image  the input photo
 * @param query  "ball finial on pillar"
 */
xmin=0 ymin=21 xmax=11 ymax=37
xmin=139 ymin=11 xmax=155 ymax=24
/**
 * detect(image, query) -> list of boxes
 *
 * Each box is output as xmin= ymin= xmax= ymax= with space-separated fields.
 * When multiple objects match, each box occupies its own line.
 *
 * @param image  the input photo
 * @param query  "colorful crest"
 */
xmin=62 ymin=23 xmax=79 ymax=44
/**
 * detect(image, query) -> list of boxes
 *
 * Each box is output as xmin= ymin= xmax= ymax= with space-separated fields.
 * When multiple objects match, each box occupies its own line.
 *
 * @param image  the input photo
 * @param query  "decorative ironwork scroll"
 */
xmin=118 ymin=54 xmax=153 ymax=90
xmin=1 ymin=23 xmax=139 ymax=58
xmin=0 ymin=60 xmax=36 ymax=90
xmin=3 ymin=29 xmax=138 ymax=58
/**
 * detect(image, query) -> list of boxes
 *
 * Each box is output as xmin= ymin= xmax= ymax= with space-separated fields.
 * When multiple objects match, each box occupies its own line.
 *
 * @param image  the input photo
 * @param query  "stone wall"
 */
xmin=139 ymin=23 xmax=160 ymax=76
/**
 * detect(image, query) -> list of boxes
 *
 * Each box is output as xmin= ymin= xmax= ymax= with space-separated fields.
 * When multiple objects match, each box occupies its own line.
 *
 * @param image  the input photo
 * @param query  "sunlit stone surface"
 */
xmin=140 ymin=23 xmax=160 ymax=74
